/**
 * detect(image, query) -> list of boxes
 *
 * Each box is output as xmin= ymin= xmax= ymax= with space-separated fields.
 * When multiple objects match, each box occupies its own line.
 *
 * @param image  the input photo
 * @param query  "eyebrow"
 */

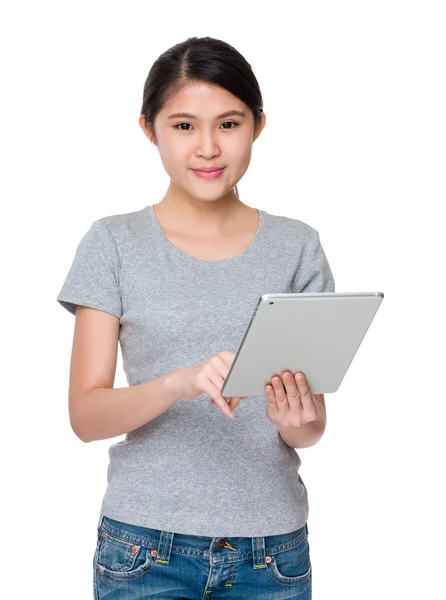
xmin=167 ymin=110 xmax=247 ymax=120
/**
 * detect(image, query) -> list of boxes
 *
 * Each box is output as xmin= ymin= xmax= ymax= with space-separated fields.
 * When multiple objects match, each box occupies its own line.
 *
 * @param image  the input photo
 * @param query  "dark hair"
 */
xmin=140 ymin=36 xmax=264 ymax=199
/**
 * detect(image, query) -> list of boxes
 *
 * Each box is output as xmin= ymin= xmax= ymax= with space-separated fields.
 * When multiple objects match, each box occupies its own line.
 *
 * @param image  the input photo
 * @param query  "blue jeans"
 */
xmin=94 ymin=515 xmax=312 ymax=599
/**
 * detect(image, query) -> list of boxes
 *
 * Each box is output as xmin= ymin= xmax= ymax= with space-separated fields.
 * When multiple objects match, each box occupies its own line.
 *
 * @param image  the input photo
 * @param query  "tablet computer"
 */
xmin=221 ymin=292 xmax=384 ymax=397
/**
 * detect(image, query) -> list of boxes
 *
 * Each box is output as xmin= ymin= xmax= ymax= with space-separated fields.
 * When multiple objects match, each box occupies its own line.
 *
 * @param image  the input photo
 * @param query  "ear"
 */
xmin=138 ymin=114 xmax=157 ymax=146
xmin=253 ymin=110 xmax=266 ymax=142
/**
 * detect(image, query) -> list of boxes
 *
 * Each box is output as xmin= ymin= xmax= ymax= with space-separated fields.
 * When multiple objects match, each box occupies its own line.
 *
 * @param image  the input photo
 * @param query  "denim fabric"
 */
xmin=94 ymin=515 xmax=312 ymax=599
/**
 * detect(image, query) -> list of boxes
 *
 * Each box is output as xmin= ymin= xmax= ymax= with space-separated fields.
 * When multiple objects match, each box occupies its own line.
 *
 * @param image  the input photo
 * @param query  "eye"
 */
xmin=173 ymin=121 xmax=239 ymax=131
xmin=221 ymin=121 xmax=239 ymax=130
xmin=173 ymin=123 xmax=192 ymax=131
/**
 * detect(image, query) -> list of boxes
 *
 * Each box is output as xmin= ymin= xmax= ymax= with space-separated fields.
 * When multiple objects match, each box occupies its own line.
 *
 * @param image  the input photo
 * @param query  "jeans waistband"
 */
xmin=97 ymin=514 xmax=309 ymax=567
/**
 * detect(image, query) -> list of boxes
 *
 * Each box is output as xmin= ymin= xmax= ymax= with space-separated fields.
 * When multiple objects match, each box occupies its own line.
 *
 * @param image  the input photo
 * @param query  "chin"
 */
xmin=189 ymin=186 xmax=230 ymax=200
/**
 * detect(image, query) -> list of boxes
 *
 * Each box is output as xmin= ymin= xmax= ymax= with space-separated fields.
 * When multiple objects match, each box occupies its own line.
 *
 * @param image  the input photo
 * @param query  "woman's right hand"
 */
xmin=167 ymin=350 xmax=247 ymax=419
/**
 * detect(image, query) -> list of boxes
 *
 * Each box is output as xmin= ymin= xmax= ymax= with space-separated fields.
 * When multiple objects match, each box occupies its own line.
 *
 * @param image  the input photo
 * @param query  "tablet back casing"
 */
xmin=221 ymin=292 xmax=384 ymax=396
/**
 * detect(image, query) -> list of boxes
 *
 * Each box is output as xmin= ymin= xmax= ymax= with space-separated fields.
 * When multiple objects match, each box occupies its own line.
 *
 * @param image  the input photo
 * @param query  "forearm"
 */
xmin=72 ymin=372 xmax=179 ymax=443
xmin=277 ymin=411 xmax=327 ymax=449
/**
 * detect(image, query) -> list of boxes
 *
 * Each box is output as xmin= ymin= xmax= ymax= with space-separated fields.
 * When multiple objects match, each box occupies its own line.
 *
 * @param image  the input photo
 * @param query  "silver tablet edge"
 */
xmin=221 ymin=292 xmax=384 ymax=397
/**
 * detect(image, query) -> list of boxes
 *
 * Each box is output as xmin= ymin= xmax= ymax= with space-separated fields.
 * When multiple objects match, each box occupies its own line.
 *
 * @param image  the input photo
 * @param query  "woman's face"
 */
xmin=139 ymin=81 xmax=266 ymax=202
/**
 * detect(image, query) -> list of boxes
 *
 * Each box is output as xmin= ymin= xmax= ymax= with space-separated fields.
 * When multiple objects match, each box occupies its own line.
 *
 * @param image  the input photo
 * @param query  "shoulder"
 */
xmin=94 ymin=206 xmax=148 ymax=237
xmin=265 ymin=210 xmax=319 ymax=244
xmin=94 ymin=207 xmax=147 ymax=233
xmin=83 ymin=207 xmax=150 ymax=265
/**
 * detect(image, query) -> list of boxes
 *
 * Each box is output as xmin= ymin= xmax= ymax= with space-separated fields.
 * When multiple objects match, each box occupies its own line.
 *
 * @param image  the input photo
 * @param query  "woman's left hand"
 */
xmin=221 ymin=371 xmax=321 ymax=428
xmin=264 ymin=371 xmax=320 ymax=428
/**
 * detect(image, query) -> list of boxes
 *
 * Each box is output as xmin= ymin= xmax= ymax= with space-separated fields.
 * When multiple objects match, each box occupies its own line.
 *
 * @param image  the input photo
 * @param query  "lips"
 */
xmin=192 ymin=167 xmax=225 ymax=179
xmin=192 ymin=167 xmax=225 ymax=172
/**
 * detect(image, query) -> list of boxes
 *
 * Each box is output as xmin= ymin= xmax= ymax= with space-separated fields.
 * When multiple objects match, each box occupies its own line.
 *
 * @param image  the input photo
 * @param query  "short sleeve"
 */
xmin=56 ymin=220 xmax=123 ymax=318
xmin=292 ymin=229 xmax=335 ymax=293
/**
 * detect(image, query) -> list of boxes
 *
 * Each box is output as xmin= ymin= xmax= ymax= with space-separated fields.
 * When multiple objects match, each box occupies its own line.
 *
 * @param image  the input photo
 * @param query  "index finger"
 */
xmin=206 ymin=382 xmax=235 ymax=419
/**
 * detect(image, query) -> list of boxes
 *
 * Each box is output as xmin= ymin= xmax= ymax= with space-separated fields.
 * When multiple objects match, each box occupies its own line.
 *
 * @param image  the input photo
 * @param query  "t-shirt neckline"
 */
xmin=145 ymin=204 xmax=266 ymax=265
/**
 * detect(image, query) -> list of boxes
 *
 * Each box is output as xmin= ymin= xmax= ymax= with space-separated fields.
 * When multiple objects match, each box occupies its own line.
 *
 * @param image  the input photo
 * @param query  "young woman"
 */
xmin=57 ymin=36 xmax=334 ymax=599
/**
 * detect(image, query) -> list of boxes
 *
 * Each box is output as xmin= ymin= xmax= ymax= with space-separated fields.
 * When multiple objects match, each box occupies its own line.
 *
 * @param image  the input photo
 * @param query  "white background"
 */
xmin=2 ymin=1 xmax=445 ymax=598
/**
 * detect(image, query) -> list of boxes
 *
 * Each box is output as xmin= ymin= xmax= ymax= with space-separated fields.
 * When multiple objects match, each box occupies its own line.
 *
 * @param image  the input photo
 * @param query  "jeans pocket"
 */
xmin=95 ymin=525 xmax=155 ymax=581
xmin=267 ymin=531 xmax=312 ymax=587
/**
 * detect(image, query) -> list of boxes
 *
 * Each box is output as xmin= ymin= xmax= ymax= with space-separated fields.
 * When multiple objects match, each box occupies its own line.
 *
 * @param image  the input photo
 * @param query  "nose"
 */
xmin=196 ymin=131 xmax=221 ymax=159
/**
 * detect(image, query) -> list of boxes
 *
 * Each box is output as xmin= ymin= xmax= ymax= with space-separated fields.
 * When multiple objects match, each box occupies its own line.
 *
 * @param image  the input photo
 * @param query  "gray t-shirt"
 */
xmin=57 ymin=204 xmax=335 ymax=537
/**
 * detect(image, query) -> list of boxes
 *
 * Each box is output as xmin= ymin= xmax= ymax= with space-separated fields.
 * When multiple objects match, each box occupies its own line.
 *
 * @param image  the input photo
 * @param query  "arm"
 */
xmin=74 ymin=376 xmax=179 ymax=443
xmin=277 ymin=394 xmax=327 ymax=449
xmin=69 ymin=306 xmax=179 ymax=443
xmin=283 ymin=227 xmax=334 ymax=448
